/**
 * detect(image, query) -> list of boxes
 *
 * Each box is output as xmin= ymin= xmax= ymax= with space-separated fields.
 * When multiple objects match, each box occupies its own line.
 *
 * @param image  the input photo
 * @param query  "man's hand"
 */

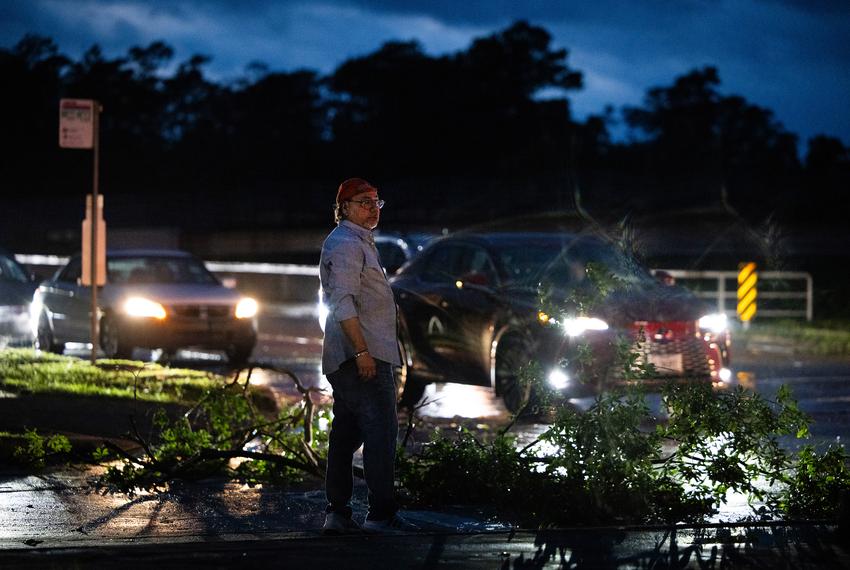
xmin=339 ymin=317 xmax=377 ymax=380
xmin=356 ymin=352 xmax=377 ymax=380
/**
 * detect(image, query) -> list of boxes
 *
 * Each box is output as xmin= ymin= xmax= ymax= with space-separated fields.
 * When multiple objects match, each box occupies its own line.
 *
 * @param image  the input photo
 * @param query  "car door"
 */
xmin=437 ymin=244 xmax=502 ymax=386
xmin=402 ymin=242 xmax=499 ymax=385
xmin=397 ymin=242 xmax=467 ymax=381
xmin=42 ymin=257 xmax=89 ymax=342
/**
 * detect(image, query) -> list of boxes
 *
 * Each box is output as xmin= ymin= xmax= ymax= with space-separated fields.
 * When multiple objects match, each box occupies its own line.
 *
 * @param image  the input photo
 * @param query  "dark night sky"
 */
xmin=2 ymin=0 xmax=849 ymax=148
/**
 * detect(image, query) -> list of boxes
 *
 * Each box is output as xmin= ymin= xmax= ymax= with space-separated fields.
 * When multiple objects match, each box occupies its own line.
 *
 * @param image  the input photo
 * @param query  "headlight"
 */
xmin=562 ymin=316 xmax=609 ymax=337
xmin=124 ymin=297 xmax=167 ymax=319
xmin=547 ymin=369 xmax=570 ymax=389
xmin=698 ymin=312 xmax=728 ymax=333
xmin=235 ymin=297 xmax=259 ymax=319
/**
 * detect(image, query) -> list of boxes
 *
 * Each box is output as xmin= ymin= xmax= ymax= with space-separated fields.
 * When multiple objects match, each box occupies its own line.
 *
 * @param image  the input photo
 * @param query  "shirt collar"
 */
xmin=340 ymin=219 xmax=374 ymax=242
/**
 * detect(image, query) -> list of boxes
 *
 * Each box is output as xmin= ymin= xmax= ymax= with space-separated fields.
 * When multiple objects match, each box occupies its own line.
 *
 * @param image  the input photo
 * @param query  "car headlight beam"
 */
xmin=698 ymin=312 xmax=728 ymax=333
xmin=235 ymin=297 xmax=259 ymax=319
xmin=124 ymin=297 xmax=167 ymax=320
xmin=562 ymin=316 xmax=609 ymax=337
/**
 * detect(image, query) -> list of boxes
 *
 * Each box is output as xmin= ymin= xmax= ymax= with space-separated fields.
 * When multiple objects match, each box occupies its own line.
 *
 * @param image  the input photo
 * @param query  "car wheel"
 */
xmin=396 ymin=336 xmax=425 ymax=409
xmin=495 ymin=332 xmax=537 ymax=414
xmin=226 ymin=342 xmax=254 ymax=367
xmin=35 ymin=313 xmax=63 ymax=354
xmin=100 ymin=315 xmax=133 ymax=359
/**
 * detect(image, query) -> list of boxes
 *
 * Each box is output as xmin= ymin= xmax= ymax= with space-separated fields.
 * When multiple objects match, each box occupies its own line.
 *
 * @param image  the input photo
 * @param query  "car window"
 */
xmin=494 ymin=238 xmax=653 ymax=288
xmin=0 ymin=254 xmax=28 ymax=283
xmin=420 ymin=243 xmax=497 ymax=286
xmin=456 ymin=245 xmax=498 ymax=286
xmin=376 ymin=241 xmax=407 ymax=273
xmin=421 ymin=244 xmax=464 ymax=284
xmin=108 ymin=257 xmax=219 ymax=285
xmin=57 ymin=257 xmax=82 ymax=283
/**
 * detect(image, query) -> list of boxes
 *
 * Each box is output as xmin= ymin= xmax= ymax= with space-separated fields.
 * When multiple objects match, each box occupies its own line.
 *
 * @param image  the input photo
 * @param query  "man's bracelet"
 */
xmin=353 ymin=349 xmax=370 ymax=359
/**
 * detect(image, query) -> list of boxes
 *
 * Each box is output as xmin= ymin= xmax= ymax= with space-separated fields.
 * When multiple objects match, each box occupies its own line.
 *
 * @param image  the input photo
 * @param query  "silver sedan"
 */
xmin=32 ymin=249 xmax=258 ymax=364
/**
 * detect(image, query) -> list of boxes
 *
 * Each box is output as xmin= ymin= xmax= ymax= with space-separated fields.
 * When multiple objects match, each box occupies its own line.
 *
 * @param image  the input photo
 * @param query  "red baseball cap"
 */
xmin=337 ymin=178 xmax=377 ymax=204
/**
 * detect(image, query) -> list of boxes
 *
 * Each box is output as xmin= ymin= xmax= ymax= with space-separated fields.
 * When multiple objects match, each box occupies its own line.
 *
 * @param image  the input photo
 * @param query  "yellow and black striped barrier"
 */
xmin=737 ymin=262 xmax=757 ymax=322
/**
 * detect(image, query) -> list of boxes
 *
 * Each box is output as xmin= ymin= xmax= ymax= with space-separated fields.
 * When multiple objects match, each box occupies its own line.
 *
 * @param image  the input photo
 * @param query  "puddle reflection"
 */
xmin=415 ymin=383 xmax=507 ymax=420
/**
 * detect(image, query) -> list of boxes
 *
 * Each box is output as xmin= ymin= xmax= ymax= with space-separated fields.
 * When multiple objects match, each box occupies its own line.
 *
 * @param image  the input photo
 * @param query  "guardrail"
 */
xmin=654 ymin=269 xmax=813 ymax=322
xmin=16 ymin=255 xmax=813 ymax=321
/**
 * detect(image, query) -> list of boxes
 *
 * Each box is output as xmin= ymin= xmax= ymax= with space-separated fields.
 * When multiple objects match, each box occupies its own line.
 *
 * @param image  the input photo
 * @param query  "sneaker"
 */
xmin=362 ymin=513 xmax=420 ymax=534
xmin=322 ymin=512 xmax=362 ymax=535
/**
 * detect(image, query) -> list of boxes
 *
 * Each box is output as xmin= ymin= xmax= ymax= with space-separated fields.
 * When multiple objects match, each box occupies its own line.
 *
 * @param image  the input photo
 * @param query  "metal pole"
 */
xmin=90 ymin=103 xmax=101 ymax=364
xmin=806 ymin=274 xmax=814 ymax=322
xmin=717 ymin=275 xmax=726 ymax=314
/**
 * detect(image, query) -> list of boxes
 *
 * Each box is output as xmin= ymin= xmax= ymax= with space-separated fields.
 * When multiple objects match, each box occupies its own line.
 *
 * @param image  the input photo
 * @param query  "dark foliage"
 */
xmin=1 ymin=23 xmax=847 ymax=243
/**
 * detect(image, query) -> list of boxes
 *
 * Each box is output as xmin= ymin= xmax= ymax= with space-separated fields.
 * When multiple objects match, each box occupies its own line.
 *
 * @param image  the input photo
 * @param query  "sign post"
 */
xmin=60 ymin=99 xmax=104 ymax=363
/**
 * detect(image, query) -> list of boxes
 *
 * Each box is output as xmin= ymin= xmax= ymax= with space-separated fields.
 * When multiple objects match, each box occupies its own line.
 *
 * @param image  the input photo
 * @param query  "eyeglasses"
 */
xmin=347 ymin=198 xmax=385 ymax=210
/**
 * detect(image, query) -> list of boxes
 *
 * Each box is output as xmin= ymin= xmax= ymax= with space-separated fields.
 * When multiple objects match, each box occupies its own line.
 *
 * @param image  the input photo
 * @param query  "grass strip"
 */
xmin=0 ymin=348 xmax=225 ymax=405
xmin=735 ymin=320 xmax=850 ymax=356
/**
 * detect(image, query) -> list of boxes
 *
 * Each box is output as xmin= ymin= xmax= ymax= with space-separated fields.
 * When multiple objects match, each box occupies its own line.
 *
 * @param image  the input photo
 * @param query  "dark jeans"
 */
xmin=325 ymin=359 xmax=398 ymax=521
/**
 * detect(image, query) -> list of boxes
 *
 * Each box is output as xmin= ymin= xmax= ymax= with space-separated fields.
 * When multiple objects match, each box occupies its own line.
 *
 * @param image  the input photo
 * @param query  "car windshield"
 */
xmin=107 ymin=256 xmax=219 ymax=285
xmin=0 ymin=254 xmax=29 ymax=283
xmin=492 ymin=237 xmax=655 ymax=288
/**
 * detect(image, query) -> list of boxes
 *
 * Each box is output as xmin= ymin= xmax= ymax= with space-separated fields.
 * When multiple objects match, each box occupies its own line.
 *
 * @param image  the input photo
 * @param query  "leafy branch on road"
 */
xmin=95 ymin=363 xmax=330 ymax=494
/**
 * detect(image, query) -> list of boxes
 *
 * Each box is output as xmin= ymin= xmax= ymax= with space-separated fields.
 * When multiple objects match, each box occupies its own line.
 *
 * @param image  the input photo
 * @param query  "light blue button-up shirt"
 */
xmin=320 ymin=220 xmax=401 ymax=375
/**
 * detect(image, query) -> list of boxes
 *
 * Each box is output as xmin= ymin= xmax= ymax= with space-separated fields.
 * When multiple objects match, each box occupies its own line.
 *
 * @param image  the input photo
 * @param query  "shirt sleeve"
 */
xmin=324 ymin=240 xmax=363 ymax=322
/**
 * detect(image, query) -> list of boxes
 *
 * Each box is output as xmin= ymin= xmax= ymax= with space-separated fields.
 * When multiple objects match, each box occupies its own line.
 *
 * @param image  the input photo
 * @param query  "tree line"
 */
xmin=2 ymin=21 xmax=848 ymax=232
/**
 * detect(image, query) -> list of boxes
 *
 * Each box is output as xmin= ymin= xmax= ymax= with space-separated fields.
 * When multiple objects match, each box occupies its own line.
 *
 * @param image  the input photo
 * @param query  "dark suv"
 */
xmin=391 ymin=232 xmax=731 ymax=411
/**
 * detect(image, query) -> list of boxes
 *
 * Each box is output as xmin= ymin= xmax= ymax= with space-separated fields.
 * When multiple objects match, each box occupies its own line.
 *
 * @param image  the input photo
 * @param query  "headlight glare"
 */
xmin=124 ymin=297 xmax=167 ymax=319
xmin=236 ymin=297 xmax=259 ymax=319
xmin=30 ymin=291 xmax=43 ymax=337
xmin=562 ymin=316 xmax=609 ymax=337
xmin=698 ymin=312 xmax=728 ymax=333
xmin=547 ymin=369 xmax=570 ymax=389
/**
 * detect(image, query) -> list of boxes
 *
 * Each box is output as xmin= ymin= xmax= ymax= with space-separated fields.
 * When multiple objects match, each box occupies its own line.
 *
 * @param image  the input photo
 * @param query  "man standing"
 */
xmin=320 ymin=178 xmax=413 ymax=534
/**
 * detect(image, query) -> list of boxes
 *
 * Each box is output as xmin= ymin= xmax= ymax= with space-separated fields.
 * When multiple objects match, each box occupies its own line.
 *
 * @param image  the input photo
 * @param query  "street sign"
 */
xmin=737 ymin=262 xmax=757 ymax=322
xmin=59 ymin=99 xmax=95 ymax=149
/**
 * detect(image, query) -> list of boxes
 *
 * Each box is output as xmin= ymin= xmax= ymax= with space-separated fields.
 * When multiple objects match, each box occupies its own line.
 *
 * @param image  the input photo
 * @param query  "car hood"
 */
xmin=595 ymin=285 xmax=712 ymax=324
xmin=505 ymin=282 xmax=712 ymax=325
xmin=0 ymin=280 xmax=37 ymax=306
xmin=100 ymin=283 xmax=242 ymax=306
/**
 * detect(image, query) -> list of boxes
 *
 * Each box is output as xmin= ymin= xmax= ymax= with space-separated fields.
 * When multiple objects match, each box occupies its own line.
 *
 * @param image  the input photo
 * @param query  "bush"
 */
xmin=10 ymin=429 xmax=72 ymax=469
